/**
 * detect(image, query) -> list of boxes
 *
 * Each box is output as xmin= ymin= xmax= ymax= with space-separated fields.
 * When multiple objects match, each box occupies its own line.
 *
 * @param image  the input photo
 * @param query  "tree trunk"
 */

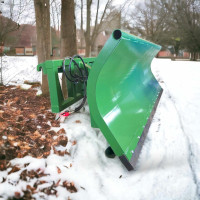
xmin=80 ymin=0 xmax=84 ymax=50
xmin=191 ymin=52 xmax=197 ymax=61
xmin=85 ymin=0 xmax=111 ymax=57
xmin=34 ymin=0 xmax=51 ymax=96
xmin=60 ymin=0 xmax=77 ymax=99
xmin=85 ymin=0 xmax=92 ymax=57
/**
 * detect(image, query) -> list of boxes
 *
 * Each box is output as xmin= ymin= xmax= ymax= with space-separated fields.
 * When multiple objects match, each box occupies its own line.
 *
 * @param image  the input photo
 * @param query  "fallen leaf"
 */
xmin=14 ymin=192 xmax=21 ymax=198
xmin=57 ymin=128 xmax=66 ymax=134
xmin=29 ymin=113 xmax=37 ymax=119
xmin=59 ymin=139 xmax=68 ymax=147
xmin=8 ymin=166 xmax=20 ymax=174
xmin=72 ymin=141 xmax=77 ymax=146
xmin=55 ymin=179 xmax=61 ymax=186
xmin=57 ymin=166 xmax=61 ymax=174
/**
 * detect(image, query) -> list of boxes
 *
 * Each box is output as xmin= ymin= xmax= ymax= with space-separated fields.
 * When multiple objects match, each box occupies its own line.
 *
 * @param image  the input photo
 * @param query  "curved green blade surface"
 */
xmin=87 ymin=30 xmax=162 ymax=170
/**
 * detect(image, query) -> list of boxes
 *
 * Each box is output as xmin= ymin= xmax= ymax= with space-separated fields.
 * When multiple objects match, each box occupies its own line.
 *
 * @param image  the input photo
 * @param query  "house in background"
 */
xmin=76 ymin=29 xmax=111 ymax=57
xmin=14 ymin=25 xmax=60 ymax=56
xmin=76 ymin=29 xmax=85 ymax=56
xmin=1 ymin=23 xmax=37 ymax=56
xmin=157 ymin=47 xmax=192 ymax=60
xmin=157 ymin=49 xmax=172 ymax=58
xmin=15 ymin=24 xmax=37 ymax=56
xmin=1 ymin=10 xmax=121 ymax=57
xmin=76 ymin=10 xmax=121 ymax=57
xmin=1 ymin=16 xmax=60 ymax=57
xmin=91 ymin=31 xmax=110 ymax=56
xmin=2 ymin=14 xmax=198 ymax=60
xmin=15 ymin=47 xmax=25 ymax=55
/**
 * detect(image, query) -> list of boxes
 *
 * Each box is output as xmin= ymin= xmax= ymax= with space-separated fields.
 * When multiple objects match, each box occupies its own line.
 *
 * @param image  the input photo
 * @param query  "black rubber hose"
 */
xmin=62 ymin=55 xmax=88 ymax=113
xmin=62 ymin=57 xmax=78 ymax=84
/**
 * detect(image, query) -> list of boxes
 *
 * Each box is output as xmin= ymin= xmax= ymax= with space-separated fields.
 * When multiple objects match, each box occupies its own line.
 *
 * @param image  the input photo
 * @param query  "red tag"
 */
xmin=60 ymin=112 xmax=70 ymax=117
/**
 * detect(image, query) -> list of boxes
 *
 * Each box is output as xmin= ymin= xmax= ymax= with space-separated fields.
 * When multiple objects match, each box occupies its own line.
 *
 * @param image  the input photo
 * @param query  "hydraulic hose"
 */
xmin=62 ymin=55 xmax=88 ymax=113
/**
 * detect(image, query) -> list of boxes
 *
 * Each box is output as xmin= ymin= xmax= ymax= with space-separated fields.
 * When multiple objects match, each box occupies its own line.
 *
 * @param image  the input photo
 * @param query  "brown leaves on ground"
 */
xmin=63 ymin=181 xmax=77 ymax=193
xmin=0 ymin=85 xmax=70 ymax=170
xmin=8 ymin=165 xmax=20 ymax=175
xmin=6 ymin=167 xmax=77 ymax=200
xmin=0 ymin=85 xmax=77 ymax=199
xmin=20 ymin=168 xmax=49 ymax=181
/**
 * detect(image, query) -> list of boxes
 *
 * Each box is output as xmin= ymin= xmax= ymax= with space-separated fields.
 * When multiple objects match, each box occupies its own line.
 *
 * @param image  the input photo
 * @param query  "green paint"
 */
xmin=87 ymin=30 xmax=162 ymax=160
xmin=37 ymin=29 xmax=162 ymax=163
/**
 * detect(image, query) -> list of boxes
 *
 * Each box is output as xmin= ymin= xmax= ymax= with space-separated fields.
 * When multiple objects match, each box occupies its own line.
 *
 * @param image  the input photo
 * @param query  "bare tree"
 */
xmin=128 ymin=0 xmax=172 ymax=45
xmin=127 ymin=0 xmax=200 ymax=60
xmin=84 ymin=0 xmax=113 ymax=56
xmin=60 ymin=0 xmax=77 ymax=98
xmin=34 ymin=0 xmax=51 ymax=95
xmin=80 ymin=0 xmax=84 ymax=50
xmin=50 ymin=1 xmax=56 ymax=30
xmin=85 ymin=0 xmax=92 ymax=56
xmin=0 ymin=0 xmax=32 ymax=85
xmin=0 ymin=16 xmax=20 ymax=46
xmin=0 ymin=14 xmax=19 ymax=85
xmin=50 ymin=0 xmax=61 ymax=33
xmin=165 ymin=0 xmax=200 ymax=60
xmin=0 ymin=0 xmax=33 ymax=46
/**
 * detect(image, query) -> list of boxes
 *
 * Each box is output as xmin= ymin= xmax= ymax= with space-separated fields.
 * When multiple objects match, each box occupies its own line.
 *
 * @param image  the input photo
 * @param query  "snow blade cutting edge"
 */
xmin=37 ymin=29 xmax=163 ymax=171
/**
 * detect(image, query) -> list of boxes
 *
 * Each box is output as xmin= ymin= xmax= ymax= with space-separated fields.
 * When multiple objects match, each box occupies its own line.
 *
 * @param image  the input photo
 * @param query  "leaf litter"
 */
xmin=0 ymin=85 xmax=77 ymax=200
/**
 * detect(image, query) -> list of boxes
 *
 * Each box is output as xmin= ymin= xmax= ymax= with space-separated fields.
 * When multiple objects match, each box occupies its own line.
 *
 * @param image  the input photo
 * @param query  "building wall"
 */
xmin=157 ymin=50 xmax=172 ymax=58
xmin=15 ymin=47 xmax=35 ymax=56
xmin=16 ymin=47 xmax=24 ymax=55
xmin=0 ymin=46 xmax=3 ymax=54
xmin=183 ymin=52 xmax=190 ymax=59
xmin=25 ymin=47 xmax=33 ymax=56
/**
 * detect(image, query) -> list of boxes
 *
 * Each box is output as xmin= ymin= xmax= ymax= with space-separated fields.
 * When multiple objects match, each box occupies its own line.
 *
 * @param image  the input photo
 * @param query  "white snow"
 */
xmin=36 ymin=89 xmax=42 ymax=96
xmin=20 ymin=84 xmax=32 ymax=90
xmin=2 ymin=136 xmax=7 ymax=140
xmin=1 ymin=56 xmax=40 ymax=85
xmin=1 ymin=56 xmax=200 ymax=200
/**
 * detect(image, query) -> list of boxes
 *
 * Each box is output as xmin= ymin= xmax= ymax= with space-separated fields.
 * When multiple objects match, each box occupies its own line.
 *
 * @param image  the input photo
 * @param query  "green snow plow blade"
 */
xmin=87 ymin=30 xmax=162 ymax=170
xmin=37 ymin=29 xmax=163 ymax=171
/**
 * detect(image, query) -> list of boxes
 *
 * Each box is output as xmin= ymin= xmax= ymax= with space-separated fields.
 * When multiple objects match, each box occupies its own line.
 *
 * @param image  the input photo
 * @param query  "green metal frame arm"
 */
xmin=36 ymin=57 xmax=96 ymax=113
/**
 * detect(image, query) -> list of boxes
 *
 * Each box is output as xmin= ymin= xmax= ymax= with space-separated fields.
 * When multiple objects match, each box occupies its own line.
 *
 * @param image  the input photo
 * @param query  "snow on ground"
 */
xmin=1 ymin=56 xmax=40 ymax=85
xmin=1 ymin=56 xmax=200 ymax=200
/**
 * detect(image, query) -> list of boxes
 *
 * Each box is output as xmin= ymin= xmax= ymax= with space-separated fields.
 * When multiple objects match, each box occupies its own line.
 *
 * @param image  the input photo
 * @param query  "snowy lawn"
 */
xmin=0 ymin=56 xmax=200 ymax=200
xmin=1 ymin=56 xmax=40 ymax=86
